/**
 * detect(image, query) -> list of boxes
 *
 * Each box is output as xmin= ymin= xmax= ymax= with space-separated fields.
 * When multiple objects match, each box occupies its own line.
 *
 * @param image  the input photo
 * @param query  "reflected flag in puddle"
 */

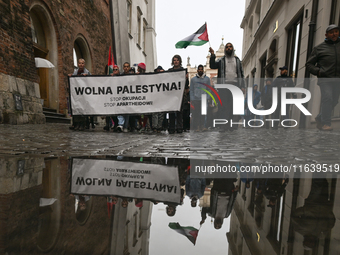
xmin=168 ymin=222 xmax=199 ymax=245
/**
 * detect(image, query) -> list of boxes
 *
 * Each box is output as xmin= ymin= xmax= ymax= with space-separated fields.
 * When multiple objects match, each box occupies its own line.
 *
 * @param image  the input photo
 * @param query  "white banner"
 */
xmin=69 ymin=71 xmax=185 ymax=115
xmin=71 ymin=158 xmax=181 ymax=204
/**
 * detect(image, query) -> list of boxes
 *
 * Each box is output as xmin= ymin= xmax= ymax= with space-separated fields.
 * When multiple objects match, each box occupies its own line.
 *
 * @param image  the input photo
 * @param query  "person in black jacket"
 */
xmin=168 ymin=55 xmax=189 ymax=134
xmin=306 ymin=24 xmax=340 ymax=131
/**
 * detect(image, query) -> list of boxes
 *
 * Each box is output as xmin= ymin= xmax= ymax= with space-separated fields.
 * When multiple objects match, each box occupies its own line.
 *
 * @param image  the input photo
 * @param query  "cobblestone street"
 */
xmin=0 ymin=123 xmax=339 ymax=165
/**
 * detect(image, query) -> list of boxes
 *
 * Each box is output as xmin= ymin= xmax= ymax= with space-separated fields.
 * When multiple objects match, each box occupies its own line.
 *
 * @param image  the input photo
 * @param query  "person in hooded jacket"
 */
xmin=306 ymin=24 xmax=340 ymax=131
xmin=190 ymin=64 xmax=211 ymax=131
xmin=209 ymin=43 xmax=245 ymax=131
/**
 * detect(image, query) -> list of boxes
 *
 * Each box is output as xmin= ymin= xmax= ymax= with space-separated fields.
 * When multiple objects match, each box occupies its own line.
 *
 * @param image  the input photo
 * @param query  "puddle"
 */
xmin=0 ymin=155 xmax=339 ymax=254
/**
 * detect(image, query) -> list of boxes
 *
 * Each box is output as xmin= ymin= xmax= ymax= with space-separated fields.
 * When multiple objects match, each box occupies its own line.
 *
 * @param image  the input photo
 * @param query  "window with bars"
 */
xmin=127 ymin=0 xmax=132 ymax=35
xmin=137 ymin=7 xmax=142 ymax=47
xmin=143 ymin=19 xmax=148 ymax=50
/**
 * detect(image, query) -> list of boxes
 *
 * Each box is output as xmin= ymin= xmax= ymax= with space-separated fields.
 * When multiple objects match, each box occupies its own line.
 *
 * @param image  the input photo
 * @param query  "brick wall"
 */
xmin=0 ymin=0 xmax=113 ymax=122
xmin=0 ymin=0 xmax=37 ymax=82
xmin=43 ymin=0 xmax=112 ymax=113
xmin=0 ymin=185 xmax=43 ymax=254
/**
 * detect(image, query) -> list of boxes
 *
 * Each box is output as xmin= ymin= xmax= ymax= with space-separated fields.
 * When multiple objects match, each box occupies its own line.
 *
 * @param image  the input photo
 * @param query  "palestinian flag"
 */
xmin=107 ymin=46 xmax=115 ymax=75
xmin=168 ymin=222 xmax=199 ymax=245
xmin=175 ymin=23 xmax=209 ymax=49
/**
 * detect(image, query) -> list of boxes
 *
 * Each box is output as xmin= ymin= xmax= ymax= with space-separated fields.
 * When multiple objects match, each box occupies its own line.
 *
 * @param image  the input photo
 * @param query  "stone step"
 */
xmin=43 ymin=107 xmax=57 ymax=113
xmin=45 ymin=115 xmax=71 ymax=124
xmin=43 ymin=111 xmax=65 ymax=118
xmin=43 ymin=107 xmax=71 ymax=124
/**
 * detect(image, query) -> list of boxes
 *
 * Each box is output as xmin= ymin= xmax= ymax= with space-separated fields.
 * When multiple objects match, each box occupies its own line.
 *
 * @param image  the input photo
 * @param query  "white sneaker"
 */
xmin=123 ymin=128 xmax=128 ymax=133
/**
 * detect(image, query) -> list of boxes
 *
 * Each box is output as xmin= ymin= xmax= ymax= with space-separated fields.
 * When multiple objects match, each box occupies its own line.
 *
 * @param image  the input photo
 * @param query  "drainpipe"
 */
xmin=300 ymin=0 xmax=319 ymax=128
xmin=109 ymin=0 xmax=117 ymax=64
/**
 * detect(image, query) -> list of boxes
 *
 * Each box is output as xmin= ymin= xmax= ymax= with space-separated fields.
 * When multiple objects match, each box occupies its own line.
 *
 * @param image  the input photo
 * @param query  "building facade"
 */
xmin=112 ymin=0 xmax=156 ymax=72
xmin=187 ymin=40 xmax=226 ymax=86
xmin=227 ymin=175 xmax=340 ymax=255
xmin=241 ymin=0 xmax=340 ymax=129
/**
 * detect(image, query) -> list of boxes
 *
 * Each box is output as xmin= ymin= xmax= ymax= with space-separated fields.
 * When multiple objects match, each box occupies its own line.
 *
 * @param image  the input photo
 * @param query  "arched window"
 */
xmin=269 ymin=39 xmax=277 ymax=57
xmin=73 ymin=35 xmax=92 ymax=73
xmin=248 ymin=15 xmax=253 ymax=39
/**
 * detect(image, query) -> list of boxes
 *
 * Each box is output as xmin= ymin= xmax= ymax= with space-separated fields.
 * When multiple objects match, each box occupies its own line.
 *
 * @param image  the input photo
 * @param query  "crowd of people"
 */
xmin=69 ymin=24 xmax=340 ymax=133
xmin=68 ymin=55 xmax=191 ymax=133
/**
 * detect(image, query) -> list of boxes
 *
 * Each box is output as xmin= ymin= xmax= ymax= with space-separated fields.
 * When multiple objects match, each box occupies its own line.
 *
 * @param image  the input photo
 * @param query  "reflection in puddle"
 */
xmin=0 ymin=156 xmax=338 ymax=254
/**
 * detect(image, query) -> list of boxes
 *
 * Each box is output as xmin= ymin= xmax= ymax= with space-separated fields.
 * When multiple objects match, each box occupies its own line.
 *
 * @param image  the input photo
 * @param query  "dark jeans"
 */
xmin=183 ymin=109 xmax=190 ymax=131
xmin=317 ymin=83 xmax=340 ymax=126
xmin=218 ymin=88 xmax=233 ymax=130
xmin=191 ymin=100 xmax=205 ymax=130
xmin=169 ymin=111 xmax=183 ymax=132
xmin=129 ymin=115 xmax=137 ymax=130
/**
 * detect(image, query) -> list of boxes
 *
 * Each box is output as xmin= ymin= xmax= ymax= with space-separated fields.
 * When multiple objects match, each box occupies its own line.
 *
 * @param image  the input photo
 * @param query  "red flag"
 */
xmin=107 ymin=197 xmax=114 ymax=218
xmin=108 ymin=46 xmax=115 ymax=75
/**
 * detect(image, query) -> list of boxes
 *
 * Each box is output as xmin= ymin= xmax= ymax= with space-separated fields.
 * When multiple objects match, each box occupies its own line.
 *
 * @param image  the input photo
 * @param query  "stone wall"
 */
xmin=0 ymin=156 xmax=44 ymax=254
xmin=0 ymin=0 xmax=45 ymax=124
xmin=0 ymin=73 xmax=45 ymax=124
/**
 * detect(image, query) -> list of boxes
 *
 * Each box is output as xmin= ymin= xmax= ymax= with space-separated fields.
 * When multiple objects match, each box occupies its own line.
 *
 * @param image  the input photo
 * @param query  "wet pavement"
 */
xmin=0 ymin=123 xmax=339 ymax=165
xmin=1 ymin=124 xmax=340 ymax=254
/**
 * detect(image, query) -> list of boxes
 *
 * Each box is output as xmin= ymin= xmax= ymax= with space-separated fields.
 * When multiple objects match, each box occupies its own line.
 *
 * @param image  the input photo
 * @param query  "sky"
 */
xmin=155 ymin=0 xmax=246 ymax=70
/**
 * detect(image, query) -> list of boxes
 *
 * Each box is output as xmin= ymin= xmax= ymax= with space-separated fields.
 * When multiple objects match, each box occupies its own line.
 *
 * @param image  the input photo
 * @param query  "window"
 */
xmin=73 ymin=36 xmax=92 ymax=73
xmin=127 ymin=0 xmax=132 ymax=35
xmin=124 ymin=220 xmax=130 ymax=254
xmin=137 ymin=7 xmax=142 ymax=47
xmin=248 ymin=16 xmax=253 ymax=41
xmin=286 ymin=15 xmax=303 ymax=81
xmin=259 ymin=54 xmax=267 ymax=90
xmin=133 ymin=211 xmax=138 ymax=247
xmin=247 ymin=182 xmax=256 ymax=217
xmin=267 ymin=190 xmax=285 ymax=254
xmin=143 ymin=19 xmax=148 ymax=50
xmin=330 ymin=0 xmax=338 ymax=24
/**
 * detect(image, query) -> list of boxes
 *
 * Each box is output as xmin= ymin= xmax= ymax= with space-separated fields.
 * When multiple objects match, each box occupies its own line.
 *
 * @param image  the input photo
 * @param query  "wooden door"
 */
xmin=34 ymin=43 xmax=49 ymax=107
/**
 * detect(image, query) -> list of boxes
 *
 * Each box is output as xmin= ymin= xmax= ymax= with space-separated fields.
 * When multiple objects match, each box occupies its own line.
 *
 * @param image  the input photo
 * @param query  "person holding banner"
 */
xmin=122 ymin=62 xmax=131 ymax=75
xmin=120 ymin=62 xmax=132 ymax=132
xmin=68 ymin=58 xmax=91 ymax=131
xmin=137 ymin=62 xmax=146 ymax=74
xmin=152 ymin=66 xmax=166 ymax=133
xmin=103 ymin=65 xmax=119 ymax=131
xmin=137 ymin=63 xmax=152 ymax=133
xmin=168 ymin=55 xmax=189 ymax=134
